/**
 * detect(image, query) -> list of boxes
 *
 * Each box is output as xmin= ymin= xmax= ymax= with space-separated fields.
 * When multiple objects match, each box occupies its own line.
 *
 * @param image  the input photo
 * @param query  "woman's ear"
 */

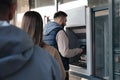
xmin=9 ymin=2 xmax=17 ymax=20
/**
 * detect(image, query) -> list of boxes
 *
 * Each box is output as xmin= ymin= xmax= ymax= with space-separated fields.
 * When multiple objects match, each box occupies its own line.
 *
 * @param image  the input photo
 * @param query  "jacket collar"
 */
xmin=0 ymin=21 xmax=10 ymax=27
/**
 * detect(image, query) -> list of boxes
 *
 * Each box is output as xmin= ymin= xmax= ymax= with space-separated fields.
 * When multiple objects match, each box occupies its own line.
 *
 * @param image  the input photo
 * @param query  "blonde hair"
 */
xmin=21 ymin=11 xmax=45 ymax=47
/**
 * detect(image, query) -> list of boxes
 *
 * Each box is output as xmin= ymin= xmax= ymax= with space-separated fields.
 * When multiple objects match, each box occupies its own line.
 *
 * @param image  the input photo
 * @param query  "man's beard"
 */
xmin=61 ymin=23 xmax=66 ymax=27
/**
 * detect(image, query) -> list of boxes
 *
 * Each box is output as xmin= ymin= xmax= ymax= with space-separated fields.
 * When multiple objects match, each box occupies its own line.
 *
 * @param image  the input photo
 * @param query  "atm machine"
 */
xmin=65 ymin=6 xmax=92 ymax=79
xmin=64 ymin=6 xmax=109 ymax=80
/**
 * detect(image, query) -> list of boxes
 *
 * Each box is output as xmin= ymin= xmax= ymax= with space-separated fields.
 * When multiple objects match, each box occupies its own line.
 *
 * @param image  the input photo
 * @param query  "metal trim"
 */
xmin=92 ymin=5 xmax=108 ymax=12
xmin=70 ymin=71 xmax=91 ymax=79
xmin=91 ymin=4 xmax=110 ymax=80
xmin=108 ymin=0 xmax=114 ymax=80
xmin=54 ymin=0 xmax=58 ymax=12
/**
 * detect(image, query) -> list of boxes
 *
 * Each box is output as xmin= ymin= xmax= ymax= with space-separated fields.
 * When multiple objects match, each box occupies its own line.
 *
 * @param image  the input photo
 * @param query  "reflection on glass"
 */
xmin=59 ymin=0 xmax=75 ymax=4
xmin=29 ymin=0 xmax=55 ymax=9
xmin=58 ymin=0 xmax=88 ymax=11
xmin=88 ymin=0 xmax=108 ymax=7
xmin=93 ymin=10 xmax=109 ymax=79
xmin=113 ymin=0 xmax=120 ymax=80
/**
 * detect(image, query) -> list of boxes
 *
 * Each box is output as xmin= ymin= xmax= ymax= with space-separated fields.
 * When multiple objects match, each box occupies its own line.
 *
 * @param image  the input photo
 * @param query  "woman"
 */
xmin=21 ymin=11 xmax=66 ymax=80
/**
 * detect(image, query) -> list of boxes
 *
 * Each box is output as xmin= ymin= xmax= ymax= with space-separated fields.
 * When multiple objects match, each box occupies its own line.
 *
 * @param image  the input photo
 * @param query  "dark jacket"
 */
xmin=0 ymin=23 xmax=62 ymax=80
xmin=43 ymin=22 xmax=69 ymax=70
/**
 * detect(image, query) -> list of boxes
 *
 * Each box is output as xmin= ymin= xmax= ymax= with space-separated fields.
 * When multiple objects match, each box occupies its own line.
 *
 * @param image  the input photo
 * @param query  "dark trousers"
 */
xmin=65 ymin=71 xmax=69 ymax=80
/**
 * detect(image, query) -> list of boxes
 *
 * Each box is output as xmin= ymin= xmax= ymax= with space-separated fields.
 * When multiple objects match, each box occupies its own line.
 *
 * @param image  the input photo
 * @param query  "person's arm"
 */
xmin=56 ymin=30 xmax=83 ymax=58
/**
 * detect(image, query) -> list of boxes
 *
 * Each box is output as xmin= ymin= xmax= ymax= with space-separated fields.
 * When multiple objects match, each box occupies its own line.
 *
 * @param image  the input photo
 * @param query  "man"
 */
xmin=0 ymin=0 xmax=62 ymax=80
xmin=43 ymin=11 xmax=83 ymax=80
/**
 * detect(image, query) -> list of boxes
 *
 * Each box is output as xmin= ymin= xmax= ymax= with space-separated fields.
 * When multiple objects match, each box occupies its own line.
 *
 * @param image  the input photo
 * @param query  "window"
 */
xmin=88 ymin=0 xmax=108 ymax=7
xmin=32 ymin=0 xmax=55 ymax=8
xmin=113 ymin=0 xmax=120 ymax=79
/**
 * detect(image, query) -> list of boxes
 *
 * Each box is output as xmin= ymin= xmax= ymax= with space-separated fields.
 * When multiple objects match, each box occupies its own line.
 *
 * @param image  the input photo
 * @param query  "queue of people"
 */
xmin=21 ymin=11 xmax=66 ymax=80
xmin=0 ymin=0 xmax=62 ymax=80
xmin=0 ymin=0 xmax=83 ymax=80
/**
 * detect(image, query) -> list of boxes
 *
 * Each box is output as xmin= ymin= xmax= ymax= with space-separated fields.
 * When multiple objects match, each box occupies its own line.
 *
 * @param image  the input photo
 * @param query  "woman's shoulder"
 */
xmin=43 ymin=44 xmax=59 ymax=57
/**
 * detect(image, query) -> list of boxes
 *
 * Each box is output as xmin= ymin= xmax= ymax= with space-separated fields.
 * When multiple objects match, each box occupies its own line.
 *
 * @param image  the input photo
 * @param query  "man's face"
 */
xmin=60 ymin=17 xmax=67 ymax=27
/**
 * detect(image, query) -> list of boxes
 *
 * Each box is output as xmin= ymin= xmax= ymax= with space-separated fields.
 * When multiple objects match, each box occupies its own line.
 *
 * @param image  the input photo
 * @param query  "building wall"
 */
xmin=13 ymin=0 xmax=29 ymax=27
xmin=17 ymin=0 xmax=29 ymax=13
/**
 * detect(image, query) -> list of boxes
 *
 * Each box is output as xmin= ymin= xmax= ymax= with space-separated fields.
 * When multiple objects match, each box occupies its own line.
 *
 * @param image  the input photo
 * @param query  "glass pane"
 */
xmin=30 ymin=0 xmax=54 ymax=8
xmin=93 ymin=10 xmax=109 ymax=79
xmin=58 ymin=0 xmax=88 ymax=11
xmin=114 ymin=75 xmax=120 ymax=80
xmin=31 ymin=0 xmax=56 ymax=25
xmin=88 ymin=0 xmax=108 ymax=7
xmin=16 ymin=0 xmax=56 ymax=28
xmin=113 ymin=0 xmax=120 ymax=80
xmin=59 ymin=0 xmax=75 ymax=4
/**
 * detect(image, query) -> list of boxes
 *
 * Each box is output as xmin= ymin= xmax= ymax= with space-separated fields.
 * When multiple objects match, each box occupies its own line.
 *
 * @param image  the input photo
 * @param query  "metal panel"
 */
xmin=86 ymin=7 xmax=92 ymax=76
xmin=66 ymin=7 xmax=92 ymax=79
xmin=65 ymin=6 xmax=86 ymax=27
xmin=108 ymin=0 xmax=114 ymax=80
